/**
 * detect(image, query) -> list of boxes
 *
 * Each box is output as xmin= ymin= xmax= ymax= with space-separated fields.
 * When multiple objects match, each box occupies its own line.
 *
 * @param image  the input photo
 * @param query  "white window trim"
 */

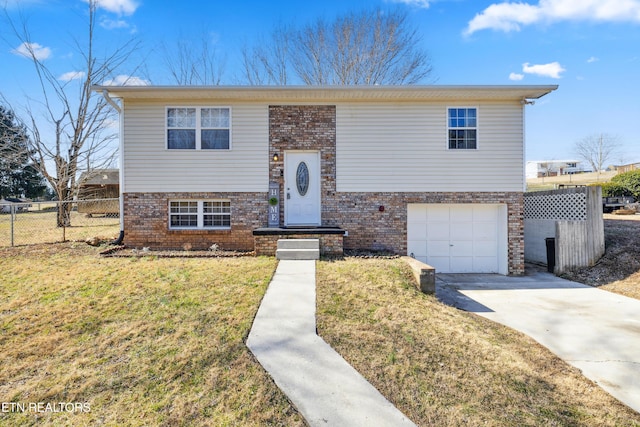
xmin=446 ymin=106 xmax=479 ymax=150
xmin=168 ymin=200 xmax=231 ymax=230
xmin=166 ymin=106 xmax=232 ymax=150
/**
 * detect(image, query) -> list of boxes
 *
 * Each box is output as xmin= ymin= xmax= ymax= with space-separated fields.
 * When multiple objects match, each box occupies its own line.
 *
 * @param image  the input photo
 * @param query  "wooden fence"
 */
xmin=524 ymin=186 xmax=604 ymax=274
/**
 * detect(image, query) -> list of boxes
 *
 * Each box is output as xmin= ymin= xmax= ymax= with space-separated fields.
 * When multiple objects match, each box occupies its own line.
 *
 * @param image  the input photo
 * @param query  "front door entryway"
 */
xmin=285 ymin=151 xmax=321 ymax=226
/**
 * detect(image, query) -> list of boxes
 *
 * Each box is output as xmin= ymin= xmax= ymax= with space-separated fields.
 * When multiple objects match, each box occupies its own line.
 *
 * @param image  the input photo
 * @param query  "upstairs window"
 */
xmin=448 ymin=108 xmax=477 ymax=150
xmin=167 ymin=107 xmax=230 ymax=150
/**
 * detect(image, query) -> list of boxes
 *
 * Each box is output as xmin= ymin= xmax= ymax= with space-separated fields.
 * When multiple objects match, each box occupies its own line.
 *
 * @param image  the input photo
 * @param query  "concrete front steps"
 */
xmin=276 ymin=239 xmax=320 ymax=260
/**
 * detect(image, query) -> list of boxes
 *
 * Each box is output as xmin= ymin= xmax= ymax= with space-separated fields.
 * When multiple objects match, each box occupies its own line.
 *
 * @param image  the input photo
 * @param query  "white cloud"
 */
xmin=465 ymin=0 xmax=640 ymax=35
xmin=509 ymin=72 xmax=525 ymax=81
xmin=59 ymin=71 xmax=86 ymax=82
xmin=100 ymin=18 xmax=129 ymax=29
xmin=102 ymin=75 xmax=149 ymax=86
xmin=86 ymin=0 xmax=139 ymax=15
xmin=11 ymin=42 xmax=51 ymax=60
xmin=522 ymin=61 xmax=566 ymax=78
xmin=587 ymin=56 xmax=599 ymax=63
xmin=386 ymin=0 xmax=431 ymax=8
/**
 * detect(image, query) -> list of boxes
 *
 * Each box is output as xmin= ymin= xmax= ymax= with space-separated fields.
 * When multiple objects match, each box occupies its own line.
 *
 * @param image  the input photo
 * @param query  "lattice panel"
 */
xmin=524 ymin=191 xmax=587 ymax=220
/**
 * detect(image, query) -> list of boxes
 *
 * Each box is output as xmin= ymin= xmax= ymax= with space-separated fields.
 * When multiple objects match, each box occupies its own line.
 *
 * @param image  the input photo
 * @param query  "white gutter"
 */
xmin=102 ymin=89 xmax=121 ymax=113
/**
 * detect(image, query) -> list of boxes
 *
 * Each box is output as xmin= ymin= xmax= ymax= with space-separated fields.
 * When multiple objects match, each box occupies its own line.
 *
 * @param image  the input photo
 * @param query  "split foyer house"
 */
xmin=95 ymin=85 xmax=557 ymax=275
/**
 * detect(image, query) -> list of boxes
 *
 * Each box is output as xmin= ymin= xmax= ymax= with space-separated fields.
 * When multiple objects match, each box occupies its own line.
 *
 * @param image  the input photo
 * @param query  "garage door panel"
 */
xmin=408 ymin=221 xmax=428 ymax=240
xmin=451 ymin=257 xmax=474 ymax=273
xmin=407 ymin=240 xmax=427 ymax=259
xmin=450 ymin=208 xmax=472 ymax=222
xmin=407 ymin=204 xmax=427 ymax=222
xmin=426 ymin=223 xmax=450 ymax=240
xmin=474 ymin=222 xmax=497 ymax=239
xmin=474 ymin=241 xmax=498 ymax=256
xmin=407 ymin=203 xmax=505 ymax=274
xmin=474 ymin=257 xmax=498 ymax=273
xmin=473 ymin=206 xmax=499 ymax=221
xmin=427 ymin=240 xmax=450 ymax=256
xmin=451 ymin=223 xmax=473 ymax=240
xmin=428 ymin=256 xmax=450 ymax=272
xmin=451 ymin=240 xmax=473 ymax=256
xmin=426 ymin=205 xmax=450 ymax=221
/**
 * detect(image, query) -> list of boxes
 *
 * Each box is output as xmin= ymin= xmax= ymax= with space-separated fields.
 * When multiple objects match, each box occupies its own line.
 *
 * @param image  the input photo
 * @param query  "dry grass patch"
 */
xmin=562 ymin=215 xmax=640 ymax=300
xmin=0 ymin=243 xmax=303 ymax=426
xmin=317 ymin=258 xmax=640 ymax=426
xmin=0 ymin=210 xmax=120 ymax=247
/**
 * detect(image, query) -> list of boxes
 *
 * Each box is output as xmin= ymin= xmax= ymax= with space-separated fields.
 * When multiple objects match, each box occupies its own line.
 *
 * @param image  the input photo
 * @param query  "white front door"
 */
xmin=285 ymin=151 xmax=321 ymax=226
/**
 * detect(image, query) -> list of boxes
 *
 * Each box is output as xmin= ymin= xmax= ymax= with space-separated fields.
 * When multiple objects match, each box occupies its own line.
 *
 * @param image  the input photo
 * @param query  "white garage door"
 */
xmin=407 ymin=204 xmax=508 ymax=274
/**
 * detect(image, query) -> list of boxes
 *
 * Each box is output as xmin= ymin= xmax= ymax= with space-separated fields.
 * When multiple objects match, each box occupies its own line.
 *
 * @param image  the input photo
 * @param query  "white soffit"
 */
xmin=94 ymin=85 xmax=557 ymax=103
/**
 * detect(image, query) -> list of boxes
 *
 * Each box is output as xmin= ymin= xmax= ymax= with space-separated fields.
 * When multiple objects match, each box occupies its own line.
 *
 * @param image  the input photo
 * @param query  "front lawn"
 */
xmin=316 ymin=258 xmax=640 ymax=426
xmin=0 ymin=243 xmax=303 ymax=426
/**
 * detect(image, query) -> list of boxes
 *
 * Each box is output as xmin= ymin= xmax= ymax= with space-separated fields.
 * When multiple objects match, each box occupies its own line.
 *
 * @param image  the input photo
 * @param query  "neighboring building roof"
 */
xmin=527 ymin=160 xmax=581 ymax=164
xmin=79 ymin=169 xmax=119 ymax=186
xmin=93 ymin=84 xmax=558 ymax=102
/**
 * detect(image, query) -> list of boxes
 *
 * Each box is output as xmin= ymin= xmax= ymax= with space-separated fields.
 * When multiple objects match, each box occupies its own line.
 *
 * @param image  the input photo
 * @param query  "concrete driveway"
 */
xmin=436 ymin=266 xmax=640 ymax=414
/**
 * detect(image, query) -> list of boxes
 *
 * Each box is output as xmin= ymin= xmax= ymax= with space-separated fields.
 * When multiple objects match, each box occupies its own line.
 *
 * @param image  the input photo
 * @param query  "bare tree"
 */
xmin=162 ymin=30 xmax=225 ymax=85
xmin=4 ymin=0 xmax=139 ymax=226
xmin=574 ymin=133 xmax=621 ymax=178
xmin=241 ymin=24 xmax=291 ymax=85
xmin=241 ymin=8 xmax=433 ymax=85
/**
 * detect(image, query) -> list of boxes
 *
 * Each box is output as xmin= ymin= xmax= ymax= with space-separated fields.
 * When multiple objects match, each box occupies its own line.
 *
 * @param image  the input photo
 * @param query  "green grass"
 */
xmin=316 ymin=258 xmax=640 ymax=426
xmin=0 ymin=243 xmax=303 ymax=426
xmin=0 ymin=210 xmax=119 ymax=247
xmin=2 ymin=244 xmax=639 ymax=426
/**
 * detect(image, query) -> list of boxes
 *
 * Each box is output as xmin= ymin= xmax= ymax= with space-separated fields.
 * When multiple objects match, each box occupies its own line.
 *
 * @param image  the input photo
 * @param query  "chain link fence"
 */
xmin=0 ymin=198 xmax=121 ymax=247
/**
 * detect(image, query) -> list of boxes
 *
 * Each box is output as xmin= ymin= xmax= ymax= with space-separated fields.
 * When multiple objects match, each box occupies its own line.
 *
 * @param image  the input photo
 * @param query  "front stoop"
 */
xmin=276 ymin=239 xmax=320 ymax=260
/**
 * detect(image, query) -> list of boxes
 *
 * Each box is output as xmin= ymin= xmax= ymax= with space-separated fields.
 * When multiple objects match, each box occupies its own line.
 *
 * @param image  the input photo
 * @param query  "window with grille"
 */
xmin=447 ymin=107 xmax=477 ymax=150
xmin=167 ymin=107 xmax=230 ymax=150
xmin=169 ymin=200 xmax=231 ymax=229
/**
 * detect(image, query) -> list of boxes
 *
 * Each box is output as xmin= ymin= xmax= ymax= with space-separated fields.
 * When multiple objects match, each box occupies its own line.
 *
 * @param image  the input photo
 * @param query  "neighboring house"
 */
xmin=525 ymin=160 xmax=585 ymax=179
xmin=0 ymin=197 xmax=30 ymax=213
xmin=77 ymin=169 xmax=119 ymax=215
xmin=615 ymin=162 xmax=640 ymax=174
xmin=95 ymin=85 xmax=557 ymax=275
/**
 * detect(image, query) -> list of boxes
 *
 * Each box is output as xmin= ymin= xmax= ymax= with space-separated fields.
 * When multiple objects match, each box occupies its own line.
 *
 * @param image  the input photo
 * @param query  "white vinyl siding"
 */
xmin=122 ymin=101 xmax=268 ymax=193
xmin=336 ymin=102 xmax=524 ymax=192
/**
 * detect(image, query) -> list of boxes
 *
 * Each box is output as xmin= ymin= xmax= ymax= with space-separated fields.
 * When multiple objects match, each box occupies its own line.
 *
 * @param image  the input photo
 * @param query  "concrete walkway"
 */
xmin=436 ymin=267 xmax=640 ymax=414
xmin=246 ymin=260 xmax=416 ymax=427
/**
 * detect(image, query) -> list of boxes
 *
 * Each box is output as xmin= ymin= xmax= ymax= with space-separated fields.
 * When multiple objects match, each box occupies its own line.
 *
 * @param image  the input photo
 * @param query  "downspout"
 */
xmin=101 ymin=89 xmax=125 ymax=245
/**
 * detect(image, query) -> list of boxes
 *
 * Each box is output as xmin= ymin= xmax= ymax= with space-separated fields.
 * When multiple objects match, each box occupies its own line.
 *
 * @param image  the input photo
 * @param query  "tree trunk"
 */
xmin=57 ymin=201 xmax=72 ymax=228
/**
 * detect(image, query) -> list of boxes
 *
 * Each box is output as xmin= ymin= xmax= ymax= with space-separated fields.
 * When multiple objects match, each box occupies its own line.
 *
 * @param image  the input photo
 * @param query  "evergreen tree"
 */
xmin=0 ymin=105 xmax=47 ymax=199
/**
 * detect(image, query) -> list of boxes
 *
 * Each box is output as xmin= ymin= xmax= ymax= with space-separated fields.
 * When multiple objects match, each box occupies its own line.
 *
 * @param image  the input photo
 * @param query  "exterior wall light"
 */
xmin=273 ymin=153 xmax=279 ymax=162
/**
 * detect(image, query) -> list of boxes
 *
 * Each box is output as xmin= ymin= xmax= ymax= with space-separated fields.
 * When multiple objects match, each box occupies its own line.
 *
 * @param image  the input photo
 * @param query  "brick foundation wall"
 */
xmin=323 ymin=192 xmax=524 ymax=275
xmin=123 ymin=192 xmax=265 ymax=251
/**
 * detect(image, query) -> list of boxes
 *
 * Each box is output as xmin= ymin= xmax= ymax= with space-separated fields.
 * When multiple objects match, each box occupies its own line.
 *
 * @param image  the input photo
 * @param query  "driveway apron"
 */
xmin=437 ymin=268 xmax=640 ymax=413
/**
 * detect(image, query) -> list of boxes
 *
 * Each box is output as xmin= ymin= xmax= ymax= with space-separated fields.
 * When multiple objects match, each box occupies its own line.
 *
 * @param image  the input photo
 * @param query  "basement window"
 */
xmin=169 ymin=200 xmax=231 ymax=229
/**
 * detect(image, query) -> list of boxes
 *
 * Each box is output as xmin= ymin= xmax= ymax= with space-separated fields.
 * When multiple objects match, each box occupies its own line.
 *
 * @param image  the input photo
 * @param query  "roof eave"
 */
xmin=92 ymin=84 xmax=558 ymax=102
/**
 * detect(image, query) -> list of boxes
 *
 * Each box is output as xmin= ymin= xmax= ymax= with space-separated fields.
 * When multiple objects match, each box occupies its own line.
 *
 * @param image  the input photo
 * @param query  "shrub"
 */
xmin=611 ymin=169 xmax=640 ymax=199
xmin=597 ymin=182 xmax=630 ymax=197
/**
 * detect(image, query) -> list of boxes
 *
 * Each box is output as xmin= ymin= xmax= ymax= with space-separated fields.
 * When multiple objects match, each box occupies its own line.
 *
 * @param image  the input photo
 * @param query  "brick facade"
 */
xmin=123 ymin=192 xmax=265 ymax=251
xmin=122 ymin=104 xmax=525 ymax=275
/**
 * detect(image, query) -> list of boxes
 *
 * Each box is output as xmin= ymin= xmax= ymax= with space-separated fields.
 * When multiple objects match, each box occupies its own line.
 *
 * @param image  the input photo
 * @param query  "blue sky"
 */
xmin=1 ymin=0 xmax=639 ymax=164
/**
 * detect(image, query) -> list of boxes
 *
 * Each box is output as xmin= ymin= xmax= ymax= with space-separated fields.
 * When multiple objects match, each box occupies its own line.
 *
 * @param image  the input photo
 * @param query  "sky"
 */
xmin=1 ymin=0 xmax=639 ymax=165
